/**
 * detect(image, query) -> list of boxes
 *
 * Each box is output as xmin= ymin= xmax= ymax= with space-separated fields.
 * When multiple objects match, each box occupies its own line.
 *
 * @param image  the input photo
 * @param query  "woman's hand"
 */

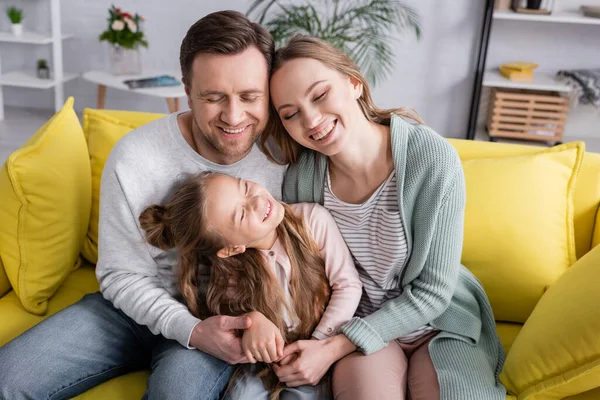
xmin=241 ymin=311 xmax=285 ymax=364
xmin=273 ymin=335 xmax=357 ymax=387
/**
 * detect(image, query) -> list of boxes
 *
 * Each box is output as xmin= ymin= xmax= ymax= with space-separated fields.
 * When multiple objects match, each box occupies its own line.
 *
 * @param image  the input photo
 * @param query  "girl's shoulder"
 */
xmin=287 ymin=202 xmax=336 ymax=240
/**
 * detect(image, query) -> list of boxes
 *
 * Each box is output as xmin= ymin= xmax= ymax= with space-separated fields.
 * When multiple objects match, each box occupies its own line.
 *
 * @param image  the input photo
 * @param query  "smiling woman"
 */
xmin=263 ymin=35 xmax=507 ymax=400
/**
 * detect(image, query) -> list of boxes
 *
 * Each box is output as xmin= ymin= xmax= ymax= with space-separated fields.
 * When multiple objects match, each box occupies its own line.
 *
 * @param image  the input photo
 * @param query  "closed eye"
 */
xmin=283 ymin=111 xmax=298 ymax=120
xmin=313 ymin=90 xmax=328 ymax=101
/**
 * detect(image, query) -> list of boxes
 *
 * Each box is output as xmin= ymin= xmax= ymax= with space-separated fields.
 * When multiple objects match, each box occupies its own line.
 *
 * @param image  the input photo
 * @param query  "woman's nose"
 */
xmin=303 ymin=107 xmax=322 ymax=130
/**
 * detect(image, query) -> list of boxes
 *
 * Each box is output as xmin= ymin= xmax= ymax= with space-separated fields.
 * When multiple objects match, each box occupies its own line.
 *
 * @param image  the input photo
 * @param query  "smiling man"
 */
xmin=0 ymin=10 xmax=286 ymax=400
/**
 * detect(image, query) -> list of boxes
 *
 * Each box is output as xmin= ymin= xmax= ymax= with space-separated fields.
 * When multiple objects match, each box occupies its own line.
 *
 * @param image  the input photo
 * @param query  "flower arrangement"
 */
xmin=99 ymin=5 xmax=148 ymax=49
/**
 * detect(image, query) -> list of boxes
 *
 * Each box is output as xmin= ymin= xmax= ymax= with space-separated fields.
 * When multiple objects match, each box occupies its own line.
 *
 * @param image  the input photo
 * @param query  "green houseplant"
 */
xmin=247 ymin=0 xmax=420 ymax=86
xmin=99 ymin=5 xmax=148 ymax=75
xmin=6 ymin=6 xmax=23 ymax=36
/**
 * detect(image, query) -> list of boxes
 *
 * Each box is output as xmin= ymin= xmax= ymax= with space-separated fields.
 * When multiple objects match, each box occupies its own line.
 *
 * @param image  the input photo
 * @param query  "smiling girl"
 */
xmin=139 ymin=171 xmax=362 ymax=399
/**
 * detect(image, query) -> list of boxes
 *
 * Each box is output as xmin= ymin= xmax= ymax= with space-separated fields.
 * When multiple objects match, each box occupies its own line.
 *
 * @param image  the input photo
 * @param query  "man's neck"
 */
xmin=177 ymin=112 xmax=249 ymax=165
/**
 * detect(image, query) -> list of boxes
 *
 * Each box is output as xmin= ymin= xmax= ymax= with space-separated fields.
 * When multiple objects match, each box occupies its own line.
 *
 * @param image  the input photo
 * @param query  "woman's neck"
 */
xmin=329 ymin=116 xmax=392 ymax=182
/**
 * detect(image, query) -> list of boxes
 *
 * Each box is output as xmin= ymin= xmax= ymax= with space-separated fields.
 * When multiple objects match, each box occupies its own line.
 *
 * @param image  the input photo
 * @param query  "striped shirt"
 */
xmin=324 ymin=168 xmax=434 ymax=343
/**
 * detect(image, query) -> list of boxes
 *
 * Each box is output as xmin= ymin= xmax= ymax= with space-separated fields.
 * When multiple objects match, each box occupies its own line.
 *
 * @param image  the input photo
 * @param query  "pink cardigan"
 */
xmin=257 ymin=202 xmax=363 ymax=339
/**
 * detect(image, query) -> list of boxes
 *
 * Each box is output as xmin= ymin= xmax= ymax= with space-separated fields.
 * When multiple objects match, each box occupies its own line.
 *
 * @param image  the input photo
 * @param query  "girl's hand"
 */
xmin=273 ymin=335 xmax=357 ymax=387
xmin=242 ymin=311 xmax=285 ymax=364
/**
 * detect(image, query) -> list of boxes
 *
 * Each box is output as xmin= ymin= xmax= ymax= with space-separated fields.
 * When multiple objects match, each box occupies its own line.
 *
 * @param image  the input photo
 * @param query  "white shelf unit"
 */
xmin=493 ymin=9 xmax=600 ymax=24
xmin=482 ymin=70 xmax=571 ymax=92
xmin=0 ymin=0 xmax=74 ymax=120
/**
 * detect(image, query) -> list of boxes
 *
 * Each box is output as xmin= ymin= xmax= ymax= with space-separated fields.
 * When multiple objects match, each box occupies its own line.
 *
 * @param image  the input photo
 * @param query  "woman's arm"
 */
xmin=342 ymin=168 xmax=465 ymax=354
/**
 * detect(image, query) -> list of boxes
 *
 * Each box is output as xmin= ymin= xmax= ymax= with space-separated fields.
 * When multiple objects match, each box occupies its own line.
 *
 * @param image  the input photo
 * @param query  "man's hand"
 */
xmin=189 ymin=315 xmax=252 ymax=364
xmin=273 ymin=335 xmax=357 ymax=387
xmin=242 ymin=311 xmax=285 ymax=364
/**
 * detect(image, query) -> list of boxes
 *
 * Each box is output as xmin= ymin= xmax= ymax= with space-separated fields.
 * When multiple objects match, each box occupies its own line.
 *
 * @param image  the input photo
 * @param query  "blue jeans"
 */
xmin=0 ymin=292 xmax=233 ymax=400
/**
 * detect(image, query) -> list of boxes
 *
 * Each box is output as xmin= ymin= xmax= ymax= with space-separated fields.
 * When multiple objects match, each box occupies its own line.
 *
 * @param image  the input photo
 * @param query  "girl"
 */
xmin=261 ymin=35 xmax=506 ymax=400
xmin=139 ymin=171 xmax=362 ymax=399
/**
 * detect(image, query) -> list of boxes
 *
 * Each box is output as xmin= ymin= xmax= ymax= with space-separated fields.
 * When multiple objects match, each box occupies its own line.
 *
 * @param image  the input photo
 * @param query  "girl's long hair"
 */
xmin=139 ymin=171 xmax=330 ymax=398
xmin=260 ymin=35 xmax=425 ymax=165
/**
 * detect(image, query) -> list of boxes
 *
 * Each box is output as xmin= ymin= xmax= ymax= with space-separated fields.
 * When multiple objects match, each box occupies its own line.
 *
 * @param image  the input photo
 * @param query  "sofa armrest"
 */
xmin=500 ymin=244 xmax=600 ymax=399
xmin=0 ymin=254 xmax=10 ymax=297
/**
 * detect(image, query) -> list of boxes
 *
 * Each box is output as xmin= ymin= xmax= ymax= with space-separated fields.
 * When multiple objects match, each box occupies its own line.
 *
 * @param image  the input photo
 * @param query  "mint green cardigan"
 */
xmin=283 ymin=116 xmax=506 ymax=399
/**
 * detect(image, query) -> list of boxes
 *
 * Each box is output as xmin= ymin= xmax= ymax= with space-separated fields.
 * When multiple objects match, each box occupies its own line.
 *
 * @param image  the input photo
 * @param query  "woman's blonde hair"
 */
xmin=260 ymin=35 xmax=424 ymax=165
xmin=139 ymin=172 xmax=331 ymax=398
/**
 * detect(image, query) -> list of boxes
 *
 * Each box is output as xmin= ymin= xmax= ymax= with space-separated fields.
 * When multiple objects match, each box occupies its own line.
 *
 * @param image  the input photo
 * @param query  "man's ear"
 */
xmin=216 ymin=245 xmax=247 ymax=259
xmin=349 ymin=76 xmax=363 ymax=100
xmin=183 ymin=80 xmax=193 ymax=110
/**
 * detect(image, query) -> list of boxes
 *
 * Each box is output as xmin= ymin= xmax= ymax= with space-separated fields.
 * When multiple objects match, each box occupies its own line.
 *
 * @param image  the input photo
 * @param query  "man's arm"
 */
xmin=95 ymin=163 xmax=200 ymax=348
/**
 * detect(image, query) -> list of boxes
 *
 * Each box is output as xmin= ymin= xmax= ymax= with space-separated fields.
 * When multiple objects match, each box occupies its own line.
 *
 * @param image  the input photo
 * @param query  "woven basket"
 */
xmin=487 ymin=88 xmax=569 ymax=142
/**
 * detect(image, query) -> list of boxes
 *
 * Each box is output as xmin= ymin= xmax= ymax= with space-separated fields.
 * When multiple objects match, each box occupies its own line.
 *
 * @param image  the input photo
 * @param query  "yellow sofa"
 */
xmin=1 ymin=102 xmax=599 ymax=400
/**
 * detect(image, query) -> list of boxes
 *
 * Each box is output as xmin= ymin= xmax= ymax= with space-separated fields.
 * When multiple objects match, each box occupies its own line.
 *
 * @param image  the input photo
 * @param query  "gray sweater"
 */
xmin=95 ymin=113 xmax=286 ymax=348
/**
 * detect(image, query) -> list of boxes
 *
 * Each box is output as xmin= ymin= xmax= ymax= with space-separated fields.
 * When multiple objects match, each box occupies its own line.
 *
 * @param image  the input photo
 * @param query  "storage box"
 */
xmin=487 ymin=88 xmax=569 ymax=143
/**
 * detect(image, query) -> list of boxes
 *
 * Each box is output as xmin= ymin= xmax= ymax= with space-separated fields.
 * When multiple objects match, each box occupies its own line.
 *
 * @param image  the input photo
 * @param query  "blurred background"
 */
xmin=1 ymin=0 xmax=599 ymax=162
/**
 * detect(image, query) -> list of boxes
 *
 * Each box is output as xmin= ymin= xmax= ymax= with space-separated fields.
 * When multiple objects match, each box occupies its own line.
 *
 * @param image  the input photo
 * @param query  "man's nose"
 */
xmin=221 ymin=98 xmax=245 ymax=127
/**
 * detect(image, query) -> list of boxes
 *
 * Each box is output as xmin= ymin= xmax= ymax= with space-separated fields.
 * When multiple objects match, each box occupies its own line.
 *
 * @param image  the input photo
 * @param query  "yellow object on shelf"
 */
xmin=499 ymin=62 xmax=538 ymax=82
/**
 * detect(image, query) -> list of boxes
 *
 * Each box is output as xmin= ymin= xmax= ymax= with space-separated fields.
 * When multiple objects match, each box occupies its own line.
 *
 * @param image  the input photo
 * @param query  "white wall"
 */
xmin=0 ymin=0 xmax=486 ymax=138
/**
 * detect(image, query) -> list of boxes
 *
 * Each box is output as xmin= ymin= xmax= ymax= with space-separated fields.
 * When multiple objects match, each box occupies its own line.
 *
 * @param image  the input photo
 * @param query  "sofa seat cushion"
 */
xmin=71 ymin=370 xmax=148 ymax=400
xmin=460 ymin=142 xmax=584 ymax=323
xmin=0 ymin=97 xmax=92 ymax=315
xmin=0 ymin=265 xmax=99 ymax=346
xmin=81 ymin=109 xmax=164 ymax=264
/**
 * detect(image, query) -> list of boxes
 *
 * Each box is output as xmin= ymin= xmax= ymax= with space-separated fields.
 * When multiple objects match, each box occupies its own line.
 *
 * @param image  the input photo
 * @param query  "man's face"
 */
xmin=185 ymin=46 xmax=269 ymax=164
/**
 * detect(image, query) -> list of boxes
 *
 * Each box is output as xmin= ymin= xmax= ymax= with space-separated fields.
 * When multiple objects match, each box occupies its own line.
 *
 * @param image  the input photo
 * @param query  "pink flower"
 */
xmin=125 ymin=18 xmax=137 ymax=33
xmin=111 ymin=20 xmax=125 ymax=31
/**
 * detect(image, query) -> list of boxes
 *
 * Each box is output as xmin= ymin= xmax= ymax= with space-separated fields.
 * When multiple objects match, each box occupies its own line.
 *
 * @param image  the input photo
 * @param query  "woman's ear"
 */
xmin=216 ymin=245 xmax=247 ymax=259
xmin=349 ymin=76 xmax=363 ymax=100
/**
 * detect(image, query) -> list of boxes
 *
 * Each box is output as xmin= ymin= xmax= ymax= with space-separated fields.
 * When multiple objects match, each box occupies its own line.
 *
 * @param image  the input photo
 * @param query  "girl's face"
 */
xmin=204 ymin=174 xmax=285 ymax=254
xmin=270 ymin=57 xmax=363 ymax=157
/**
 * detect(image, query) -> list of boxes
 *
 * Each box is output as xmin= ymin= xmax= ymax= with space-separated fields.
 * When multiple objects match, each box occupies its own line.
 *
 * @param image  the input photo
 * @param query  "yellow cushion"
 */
xmin=500 ymin=244 xmax=600 ymax=399
xmin=81 ymin=109 xmax=164 ymax=264
xmin=0 ymin=265 xmax=99 ymax=346
xmin=0 ymin=255 xmax=9 ymax=297
xmin=461 ymin=142 xmax=584 ymax=323
xmin=450 ymin=140 xmax=600 ymax=260
xmin=0 ymin=97 xmax=91 ymax=315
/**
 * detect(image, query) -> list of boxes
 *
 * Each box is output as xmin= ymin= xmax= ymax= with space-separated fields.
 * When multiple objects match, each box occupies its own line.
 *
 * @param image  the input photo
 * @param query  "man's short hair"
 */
xmin=180 ymin=10 xmax=274 ymax=87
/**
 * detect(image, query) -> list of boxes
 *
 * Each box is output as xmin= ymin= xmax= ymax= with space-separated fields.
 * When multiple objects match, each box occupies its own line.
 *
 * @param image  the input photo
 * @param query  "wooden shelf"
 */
xmin=0 ymin=71 xmax=78 ymax=89
xmin=493 ymin=9 xmax=600 ymax=25
xmin=482 ymin=70 xmax=571 ymax=93
xmin=0 ymin=31 xmax=73 ymax=44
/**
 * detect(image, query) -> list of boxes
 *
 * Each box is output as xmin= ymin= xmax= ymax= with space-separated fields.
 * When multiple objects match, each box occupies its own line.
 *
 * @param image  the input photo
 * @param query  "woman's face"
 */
xmin=204 ymin=174 xmax=285 ymax=253
xmin=270 ymin=58 xmax=363 ymax=156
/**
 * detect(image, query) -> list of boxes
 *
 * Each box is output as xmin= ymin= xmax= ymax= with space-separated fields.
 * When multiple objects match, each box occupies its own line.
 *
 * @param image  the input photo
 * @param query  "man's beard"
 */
xmin=193 ymin=117 xmax=261 ymax=160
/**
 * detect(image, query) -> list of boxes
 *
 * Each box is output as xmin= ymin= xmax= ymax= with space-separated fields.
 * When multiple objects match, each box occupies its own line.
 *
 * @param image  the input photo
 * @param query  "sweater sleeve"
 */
xmin=301 ymin=204 xmax=363 ymax=339
xmin=96 ymin=162 xmax=201 ymax=349
xmin=341 ymin=169 xmax=465 ymax=354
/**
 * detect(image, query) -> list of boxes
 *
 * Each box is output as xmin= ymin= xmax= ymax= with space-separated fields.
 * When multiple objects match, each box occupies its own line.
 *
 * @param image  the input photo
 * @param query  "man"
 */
xmin=0 ymin=10 xmax=286 ymax=400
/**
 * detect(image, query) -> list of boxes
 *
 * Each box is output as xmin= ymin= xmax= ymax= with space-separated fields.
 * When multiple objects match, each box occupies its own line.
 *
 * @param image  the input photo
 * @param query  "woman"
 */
xmin=260 ymin=36 xmax=506 ymax=400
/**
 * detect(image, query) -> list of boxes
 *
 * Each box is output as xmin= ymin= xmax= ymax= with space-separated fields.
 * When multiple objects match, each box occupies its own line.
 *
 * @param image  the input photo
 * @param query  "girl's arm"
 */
xmin=301 ymin=203 xmax=363 ymax=339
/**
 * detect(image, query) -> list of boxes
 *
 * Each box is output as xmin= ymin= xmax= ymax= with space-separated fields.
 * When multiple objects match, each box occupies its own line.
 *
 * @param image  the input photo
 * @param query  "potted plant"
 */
xmin=248 ymin=0 xmax=420 ymax=86
xmin=99 ymin=5 xmax=148 ymax=75
xmin=6 ymin=6 xmax=23 ymax=37
xmin=37 ymin=59 xmax=50 ymax=79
